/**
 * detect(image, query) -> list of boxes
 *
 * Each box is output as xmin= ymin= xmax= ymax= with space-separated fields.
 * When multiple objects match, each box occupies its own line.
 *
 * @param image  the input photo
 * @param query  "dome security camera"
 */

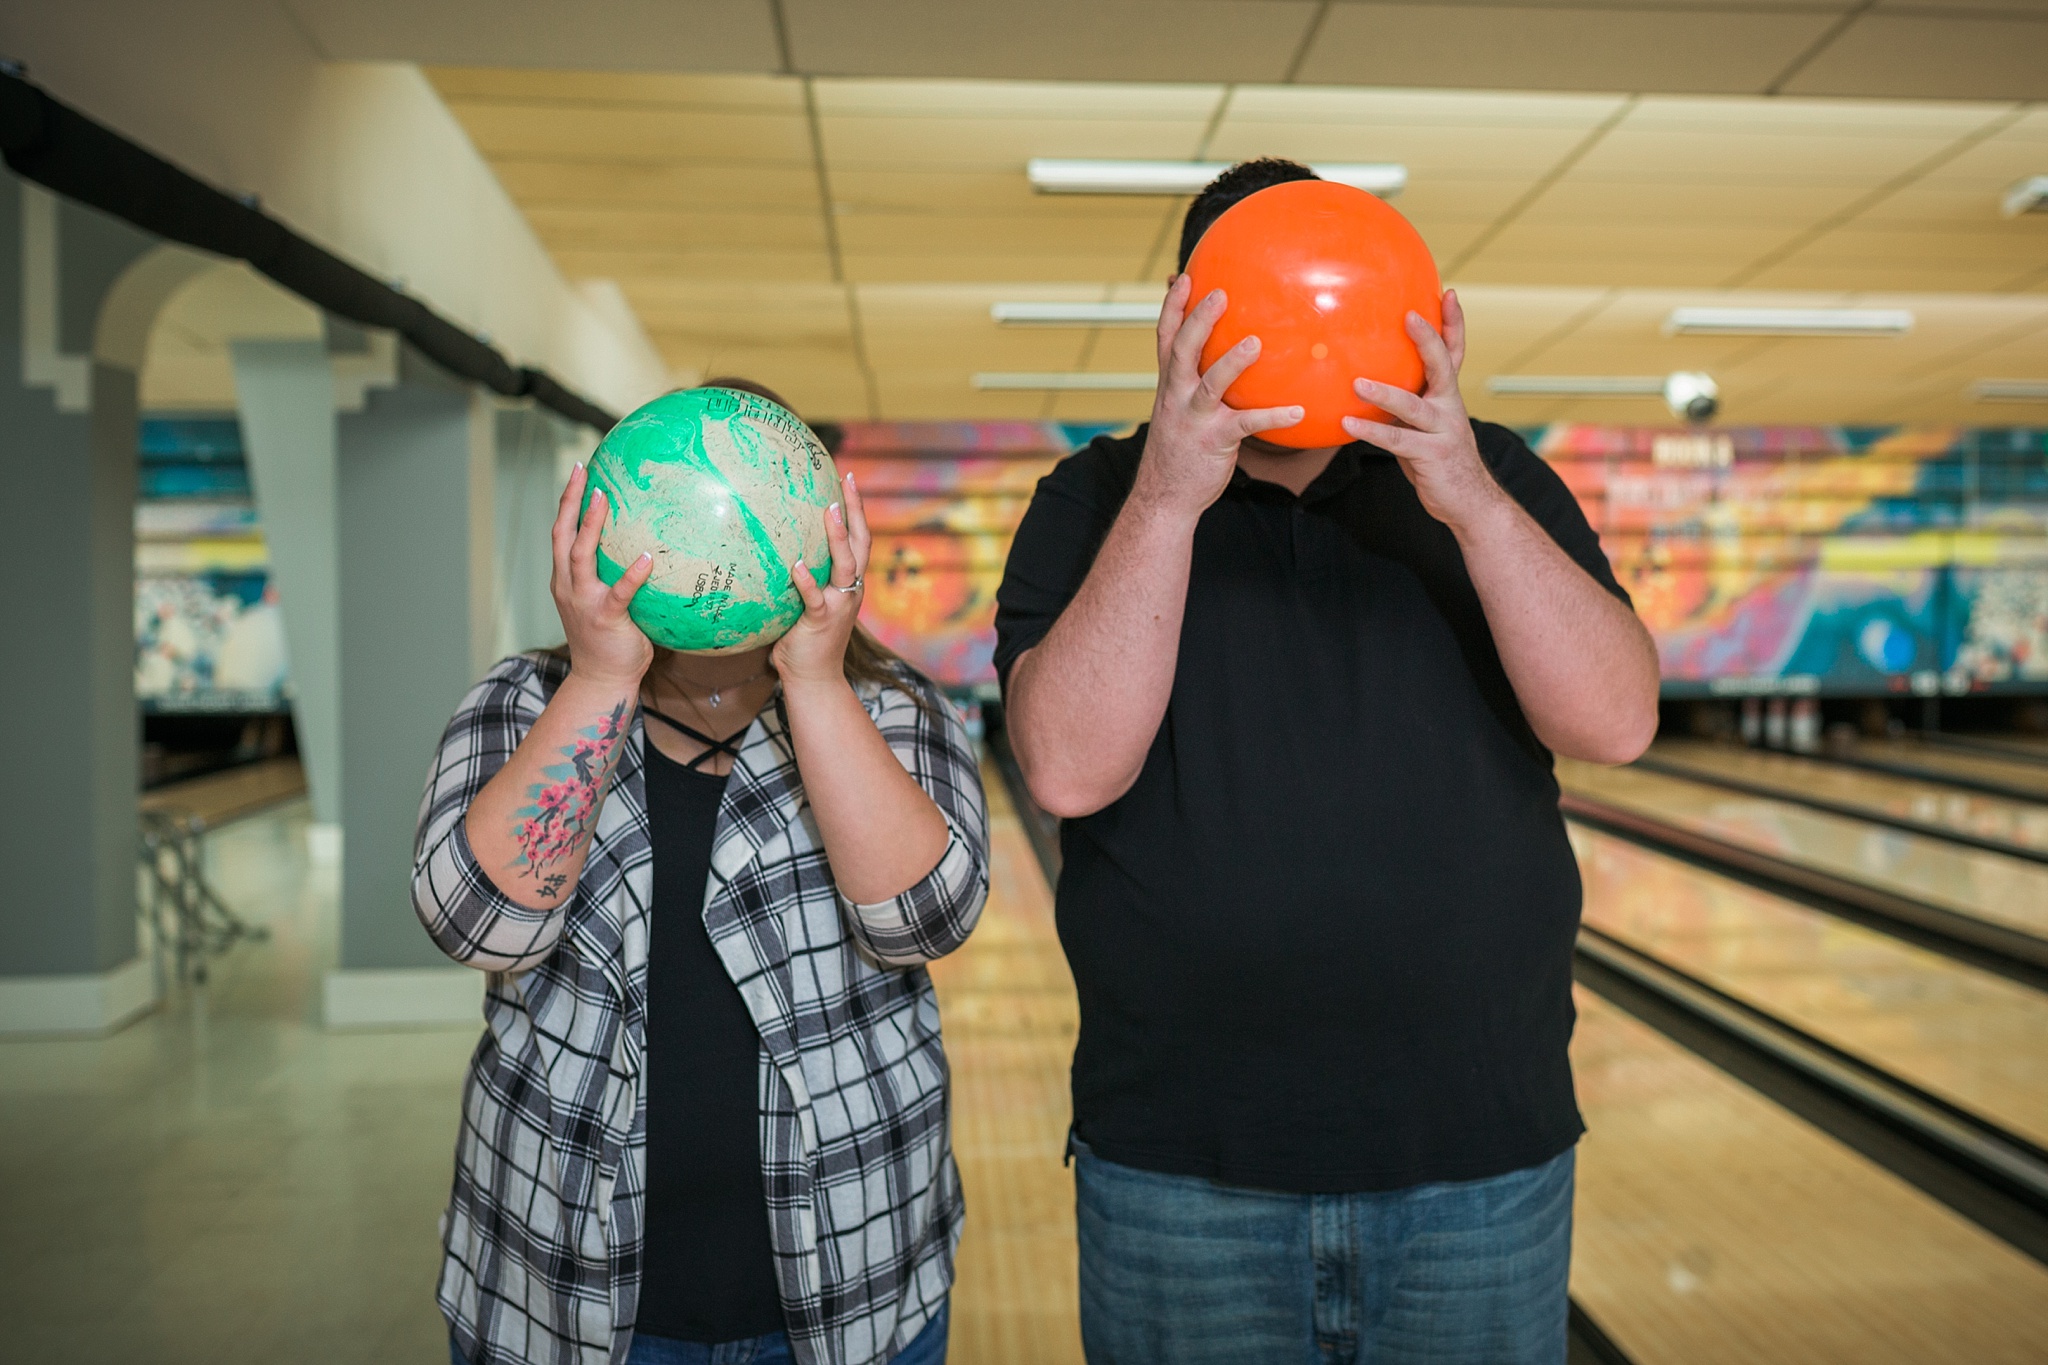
xmin=1663 ymin=371 xmax=1719 ymax=424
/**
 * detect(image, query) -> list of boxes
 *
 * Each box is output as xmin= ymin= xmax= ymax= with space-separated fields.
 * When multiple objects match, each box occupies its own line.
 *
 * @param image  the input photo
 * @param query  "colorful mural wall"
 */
xmin=841 ymin=421 xmax=2048 ymax=698
xmin=835 ymin=421 xmax=1112 ymax=689
xmin=134 ymin=415 xmax=2048 ymax=701
xmin=135 ymin=417 xmax=290 ymax=713
xmin=1540 ymin=426 xmax=2048 ymax=698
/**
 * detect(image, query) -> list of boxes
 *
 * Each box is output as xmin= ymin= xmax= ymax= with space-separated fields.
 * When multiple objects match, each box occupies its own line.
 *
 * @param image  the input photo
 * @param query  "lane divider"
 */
xmin=1630 ymin=754 xmax=2048 ymax=867
xmin=1575 ymin=924 xmax=2048 ymax=1267
xmin=1562 ymin=792 xmax=2048 ymax=990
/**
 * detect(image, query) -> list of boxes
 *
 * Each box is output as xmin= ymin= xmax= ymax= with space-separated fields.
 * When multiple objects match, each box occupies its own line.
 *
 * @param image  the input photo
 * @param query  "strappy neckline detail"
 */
xmin=641 ymin=704 xmax=746 ymax=773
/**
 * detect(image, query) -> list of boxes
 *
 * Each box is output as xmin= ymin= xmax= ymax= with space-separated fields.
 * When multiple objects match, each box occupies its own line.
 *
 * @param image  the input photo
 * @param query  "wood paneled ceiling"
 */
xmin=316 ymin=1 xmax=2048 ymax=102
xmin=428 ymin=67 xmax=2048 ymax=425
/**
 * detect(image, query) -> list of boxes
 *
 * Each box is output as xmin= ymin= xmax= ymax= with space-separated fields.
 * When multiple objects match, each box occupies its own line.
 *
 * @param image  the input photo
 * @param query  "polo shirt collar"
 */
xmin=1228 ymin=442 xmax=1371 ymax=504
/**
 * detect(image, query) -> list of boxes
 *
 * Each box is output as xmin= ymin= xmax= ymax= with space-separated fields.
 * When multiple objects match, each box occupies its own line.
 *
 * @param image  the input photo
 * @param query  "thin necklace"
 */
xmin=652 ymin=667 xmax=767 ymax=712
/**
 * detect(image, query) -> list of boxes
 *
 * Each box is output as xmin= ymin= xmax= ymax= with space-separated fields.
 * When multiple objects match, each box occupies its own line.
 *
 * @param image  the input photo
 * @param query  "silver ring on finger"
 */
xmin=833 ymin=576 xmax=864 ymax=595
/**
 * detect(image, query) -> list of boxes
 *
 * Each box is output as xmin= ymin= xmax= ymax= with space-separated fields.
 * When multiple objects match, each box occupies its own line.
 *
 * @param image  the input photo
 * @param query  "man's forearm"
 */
xmin=1453 ymin=493 xmax=1661 ymax=765
xmin=1008 ymin=492 xmax=1201 ymax=817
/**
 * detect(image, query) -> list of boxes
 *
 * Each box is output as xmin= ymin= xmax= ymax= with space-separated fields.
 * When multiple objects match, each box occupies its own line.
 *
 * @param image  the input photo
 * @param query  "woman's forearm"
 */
xmin=462 ymin=669 xmax=641 ymax=909
xmin=781 ymin=675 xmax=951 ymax=904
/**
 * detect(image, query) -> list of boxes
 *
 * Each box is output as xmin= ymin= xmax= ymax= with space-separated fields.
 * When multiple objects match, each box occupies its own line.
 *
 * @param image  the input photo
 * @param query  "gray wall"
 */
xmin=0 ymin=173 xmax=157 ymax=977
xmin=233 ymin=339 xmax=343 ymax=825
xmin=493 ymin=405 xmax=574 ymax=657
xmin=337 ymin=355 xmax=492 ymax=971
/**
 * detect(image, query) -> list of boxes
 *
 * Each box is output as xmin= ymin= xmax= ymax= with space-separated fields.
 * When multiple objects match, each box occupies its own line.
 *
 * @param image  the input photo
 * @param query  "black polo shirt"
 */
xmin=993 ymin=421 xmax=1630 ymax=1193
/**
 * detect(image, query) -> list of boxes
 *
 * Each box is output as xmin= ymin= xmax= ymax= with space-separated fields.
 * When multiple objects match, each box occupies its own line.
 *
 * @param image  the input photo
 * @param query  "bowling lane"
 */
xmin=1570 ymin=989 xmax=2048 ymax=1365
xmin=1558 ymin=758 xmax=2048 ymax=943
xmin=1840 ymin=737 xmax=2048 ymax=802
xmin=1571 ymin=824 xmax=2048 ymax=1147
xmin=1651 ymin=738 xmax=2048 ymax=856
xmin=1929 ymin=734 xmax=2048 ymax=766
xmin=926 ymin=763 xmax=1084 ymax=1365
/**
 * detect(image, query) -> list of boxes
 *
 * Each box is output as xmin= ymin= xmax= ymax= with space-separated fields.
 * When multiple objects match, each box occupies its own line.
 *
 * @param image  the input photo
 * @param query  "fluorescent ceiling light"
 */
xmin=1486 ymin=376 xmax=1666 ymax=397
xmin=991 ymin=302 xmax=1159 ymax=327
xmin=2002 ymin=175 xmax=2048 ymax=217
xmin=1973 ymin=379 xmax=2048 ymax=402
xmin=1664 ymin=307 xmax=1913 ymax=337
xmin=1027 ymin=159 xmax=1406 ymax=197
xmin=973 ymin=372 xmax=1155 ymax=391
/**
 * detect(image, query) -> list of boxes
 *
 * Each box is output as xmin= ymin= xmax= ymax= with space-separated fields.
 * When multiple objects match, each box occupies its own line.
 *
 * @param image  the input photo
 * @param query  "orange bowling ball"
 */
xmin=1184 ymin=179 xmax=1442 ymax=449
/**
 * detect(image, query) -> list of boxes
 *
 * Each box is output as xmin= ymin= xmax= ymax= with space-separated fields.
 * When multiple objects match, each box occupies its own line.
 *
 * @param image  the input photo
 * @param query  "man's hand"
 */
xmin=1136 ymin=274 xmax=1304 ymax=521
xmin=1341 ymin=289 xmax=1506 ymax=535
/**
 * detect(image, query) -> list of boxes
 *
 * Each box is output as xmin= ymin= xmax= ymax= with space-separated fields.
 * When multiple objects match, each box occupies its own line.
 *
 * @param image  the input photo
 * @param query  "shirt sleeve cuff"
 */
xmin=835 ymin=826 xmax=989 ymax=968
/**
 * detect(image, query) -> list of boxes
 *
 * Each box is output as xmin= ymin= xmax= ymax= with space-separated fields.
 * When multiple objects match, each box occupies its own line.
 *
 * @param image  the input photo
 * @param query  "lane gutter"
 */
xmin=1918 ymin=732 xmax=2048 ymax=771
xmin=1801 ymin=749 xmax=2048 ymax=807
xmin=1575 ymin=925 xmax=2048 ymax=1266
xmin=1630 ymin=755 xmax=2048 ymax=867
xmin=1562 ymin=792 xmax=2048 ymax=991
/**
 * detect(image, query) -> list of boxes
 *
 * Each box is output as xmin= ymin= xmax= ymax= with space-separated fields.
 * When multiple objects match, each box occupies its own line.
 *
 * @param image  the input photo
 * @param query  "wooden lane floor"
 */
xmin=1650 ymin=739 xmax=2048 ymax=856
xmin=139 ymin=756 xmax=308 ymax=825
xmin=932 ymin=763 xmax=2048 ymax=1360
xmin=1571 ymin=988 xmax=2048 ymax=1364
xmin=925 ymin=762 xmax=1084 ymax=1365
xmin=1571 ymin=824 xmax=2048 ymax=1147
xmin=1559 ymin=758 xmax=2048 ymax=943
xmin=1927 ymin=733 xmax=2048 ymax=765
xmin=1838 ymin=737 xmax=2048 ymax=803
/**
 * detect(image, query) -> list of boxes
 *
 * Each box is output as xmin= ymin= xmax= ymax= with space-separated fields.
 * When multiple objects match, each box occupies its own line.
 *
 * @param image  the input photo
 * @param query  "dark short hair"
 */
xmin=1176 ymin=158 xmax=1320 ymax=273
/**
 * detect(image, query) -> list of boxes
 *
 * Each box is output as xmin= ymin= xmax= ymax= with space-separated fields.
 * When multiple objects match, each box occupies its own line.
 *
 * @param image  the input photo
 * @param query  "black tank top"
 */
xmin=636 ymin=709 xmax=783 ymax=1341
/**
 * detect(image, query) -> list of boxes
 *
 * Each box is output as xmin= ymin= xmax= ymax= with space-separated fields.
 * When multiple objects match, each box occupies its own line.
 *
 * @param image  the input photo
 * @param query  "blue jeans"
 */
xmin=451 ymin=1302 xmax=946 ymax=1365
xmin=1074 ymin=1140 xmax=1572 ymax=1365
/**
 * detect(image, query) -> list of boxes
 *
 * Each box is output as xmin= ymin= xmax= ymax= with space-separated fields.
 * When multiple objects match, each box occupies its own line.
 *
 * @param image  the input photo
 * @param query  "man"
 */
xmin=993 ymin=159 xmax=1659 ymax=1364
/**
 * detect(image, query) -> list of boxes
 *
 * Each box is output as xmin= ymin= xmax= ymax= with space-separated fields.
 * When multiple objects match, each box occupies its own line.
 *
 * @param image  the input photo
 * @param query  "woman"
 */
xmin=412 ymin=384 xmax=988 ymax=1365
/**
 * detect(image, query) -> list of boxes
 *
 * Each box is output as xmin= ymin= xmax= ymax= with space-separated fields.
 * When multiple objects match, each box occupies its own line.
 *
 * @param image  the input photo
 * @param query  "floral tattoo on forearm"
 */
xmin=512 ymin=701 xmax=628 ymax=899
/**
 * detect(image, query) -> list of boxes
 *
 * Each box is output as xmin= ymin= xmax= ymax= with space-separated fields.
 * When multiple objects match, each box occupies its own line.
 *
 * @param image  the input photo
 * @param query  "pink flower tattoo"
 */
xmin=512 ymin=701 xmax=628 ymax=896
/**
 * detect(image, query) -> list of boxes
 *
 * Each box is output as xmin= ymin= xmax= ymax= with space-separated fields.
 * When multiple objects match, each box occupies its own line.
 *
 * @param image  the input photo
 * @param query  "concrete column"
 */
xmin=493 ymin=405 xmax=593 ymax=657
xmin=322 ymin=348 xmax=497 ymax=1027
xmin=0 ymin=175 xmax=162 ymax=1033
xmin=231 ymin=340 xmax=343 ymax=831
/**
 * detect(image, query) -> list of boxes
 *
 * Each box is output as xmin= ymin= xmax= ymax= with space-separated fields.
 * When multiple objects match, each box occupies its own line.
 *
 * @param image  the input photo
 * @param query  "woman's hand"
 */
xmin=772 ymin=469 xmax=870 ymax=690
xmin=552 ymin=462 xmax=655 ymax=688
xmin=771 ymin=466 xmax=957 ymax=913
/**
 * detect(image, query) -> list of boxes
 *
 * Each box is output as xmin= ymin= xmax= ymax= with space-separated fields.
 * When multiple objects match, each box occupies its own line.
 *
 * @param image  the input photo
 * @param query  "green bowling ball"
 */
xmin=581 ymin=386 xmax=838 ymax=654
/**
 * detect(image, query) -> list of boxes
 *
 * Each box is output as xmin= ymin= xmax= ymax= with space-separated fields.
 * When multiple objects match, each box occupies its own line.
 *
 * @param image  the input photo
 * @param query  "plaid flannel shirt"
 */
xmin=411 ymin=651 xmax=989 ymax=1365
